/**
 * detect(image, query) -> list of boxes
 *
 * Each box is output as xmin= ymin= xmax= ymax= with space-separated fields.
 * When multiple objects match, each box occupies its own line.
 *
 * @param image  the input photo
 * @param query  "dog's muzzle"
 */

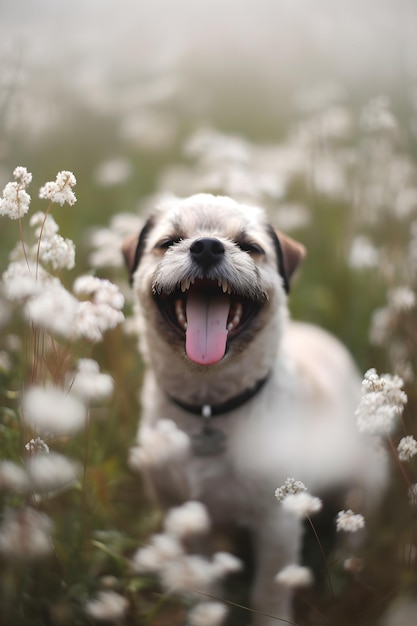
xmin=153 ymin=237 xmax=265 ymax=366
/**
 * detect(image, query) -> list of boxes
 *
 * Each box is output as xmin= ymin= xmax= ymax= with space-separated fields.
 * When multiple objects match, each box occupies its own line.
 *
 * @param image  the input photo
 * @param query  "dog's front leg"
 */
xmin=250 ymin=510 xmax=302 ymax=626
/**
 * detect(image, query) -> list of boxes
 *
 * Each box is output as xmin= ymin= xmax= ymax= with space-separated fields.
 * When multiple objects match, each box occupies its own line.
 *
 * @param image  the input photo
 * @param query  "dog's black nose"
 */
xmin=190 ymin=237 xmax=225 ymax=269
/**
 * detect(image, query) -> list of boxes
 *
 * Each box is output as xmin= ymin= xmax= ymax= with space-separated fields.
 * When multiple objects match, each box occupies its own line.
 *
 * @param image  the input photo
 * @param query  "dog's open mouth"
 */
xmin=154 ymin=279 xmax=261 ymax=365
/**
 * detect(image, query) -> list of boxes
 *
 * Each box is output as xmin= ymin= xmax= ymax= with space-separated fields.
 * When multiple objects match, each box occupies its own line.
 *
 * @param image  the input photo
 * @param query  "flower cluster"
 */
xmin=0 ymin=167 xmax=120 ymax=571
xmin=0 ymin=166 xmax=32 ymax=220
xmin=39 ymin=170 xmax=77 ymax=206
xmin=397 ymin=436 xmax=417 ymax=463
xmin=275 ymin=477 xmax=307 ymax=502
xmin=336 ymin=510 xmax=366 ymax=533
xmin=355 ymin=368 xmax=407 ymax=435
xmin=131 ymin=500 xmax=239 ymax=625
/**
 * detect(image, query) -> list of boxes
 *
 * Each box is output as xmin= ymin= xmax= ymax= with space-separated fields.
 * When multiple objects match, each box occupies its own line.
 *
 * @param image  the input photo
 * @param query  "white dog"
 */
xmin=123 ymin=194 xmax=385 ymax=625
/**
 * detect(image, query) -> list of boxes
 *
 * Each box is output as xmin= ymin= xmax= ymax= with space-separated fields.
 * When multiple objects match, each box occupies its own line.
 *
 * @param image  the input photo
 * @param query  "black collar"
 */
xmin=167 ymin=372 xmax=270 ymax=418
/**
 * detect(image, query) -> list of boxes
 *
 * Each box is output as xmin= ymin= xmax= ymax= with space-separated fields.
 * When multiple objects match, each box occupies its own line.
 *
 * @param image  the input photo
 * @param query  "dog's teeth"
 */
xmin=227 ymin=302 xmax=242 ymax=331
xmin=180 ymin=279 xmax=190 ymax=292
xmin=222 ymin=280 xmax=229 ymax=293
xmin=175 ymin=299 xmax=187 ymax=330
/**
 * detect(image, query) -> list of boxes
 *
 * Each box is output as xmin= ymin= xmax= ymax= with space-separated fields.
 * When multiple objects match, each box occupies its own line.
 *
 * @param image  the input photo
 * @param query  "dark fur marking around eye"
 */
xmin=266 ymin=225 xmax=290 ymax=294
xmin=129 ymin=217 xmax=155 ymax=284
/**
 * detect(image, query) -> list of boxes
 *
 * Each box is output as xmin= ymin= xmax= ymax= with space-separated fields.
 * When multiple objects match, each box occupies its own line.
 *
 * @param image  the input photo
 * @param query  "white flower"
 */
xmin=281 ymin=492 xmax=322 ymax=518
xmin=0 ymin=166 xmax=32 ymax=220
xmin=164 ymin=501 xmax=211 ymax=538
xmin=275 ymin=564 xmax=314 ymax=588
xmin=26 ymin=452 xmax=80 ymax=494
xmin=387 ymin=286 xmax=416 ymax=312
xmin=72 ymin=276 xmax=125 ymax=342
xmin=275 ymin=478 xmax=307 ymax=502
xmin=22 ymin=385 xmax=87 ymax=436
xmin=397 ymin=436 xmax=417 ymax=462
xmin=88 ymin=213 xmax=143 ymax=269
xmin=0 ymin=507 xmax=53 ymax=559
xmin=37 ymin=234 xmax=76 ymax=270
xmin=25 ymin=437 xmax=50 ymax=455
xmin=39 ymin=170 xmax=77 ymax=206
xmin=73 ymin=301 xmax=124 ymax=343
xmin=94 ymin=157 xmax=132 ymax=187
xmin=336 ymin=510 xmax=365 ymax=532
xmin=2 ymin=260 xmax=57 ymax=301
xmin=131 ymin=533 xmax=183 ymax=574
xmin=0 ymin=461 xmax=29 ymax=493
xmin=13 ymin=166 xmax=33 ymax=187
xmin=69 ymin=358 xmax=114 ymax=402
xmin=73 ymin=275 xmax=125 ymax=310
xmin=85 ymin=591 xmax=129 ymax=623
xmin=348 ymin=235 xmax=380 ymax=269
xmin=129 ymin=419 xmax=190 ymax=471
xmin=212 ymin=551 xmax=243 ymax=575
xmin=161 ymin=554 xmax=218 ymax=595
xmin=187 ymin=601 xmax=228 ymax=626
xmin=25 ymin=284 xmax=79 ymax=338
xmin=355 ymin=368 xmax=407 ymax=435
xmin=30 ymin=211 xmax=59 ymax=238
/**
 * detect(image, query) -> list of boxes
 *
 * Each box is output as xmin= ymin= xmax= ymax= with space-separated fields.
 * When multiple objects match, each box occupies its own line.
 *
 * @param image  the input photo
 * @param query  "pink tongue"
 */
xmin=185 ymin=291 xmax=230 ymax=365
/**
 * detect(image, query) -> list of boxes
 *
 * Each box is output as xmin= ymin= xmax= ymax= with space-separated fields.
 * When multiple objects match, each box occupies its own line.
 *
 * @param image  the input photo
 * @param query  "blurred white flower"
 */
xmin=73 ymin=300 xmax=124 ymax=343
xmin=212 ymin=551 xmax=243 ymax=575
xmin=30 ymin=211 xmax=59 ymax=238
xmin=37 ymin=234 xmax=76 ymax=270
xmin=0 ymin=166 xmax=32 ymax=220
xmin=129 ymin=419 xmax=190 ymax=470
xmin=69 ymin=358 xmax=114 ymax=402
xmin=0 ymin=507 xmax=53 ymax=559
xmin=187 ymin=601 xmax=228 ymax=626
xmin=397 ymin=436 xmax=417 ymax=462
xmin=0 ymin=461 xmax=29 ymax=493
xmin=161 ymin=553 xmax=218 ymax=595
xmin=22 ymin=385 xmax=87 ymax=436
xmin=348 ymin=235 xmax=380 ymax=269
xmin=275 ymin=478 xmax=307 ymax=502
xmin=74 ymin=275 xmax=125 ymax=310
xmin=131 ymin=533 xmax=183 ymax=574
xmin=387 ymin=286 xmax=416 ymax=313
xmin=94 ymin=157 xmax=132 ymax=187
xmin=275 ymin=564 xmax=314 ymax=588
xmin=39 ymin=170 xmax=77 ymax=206
xmin=3 ymin=260 xmax=58 ymax=301
xmin=89 ymin=213 xmax=143 ymax=268
xmin=26 ymin=452 xmax=80 ymax=494
xmin=336 ymin=509 xmax=365 ymax=532
xmin=164 ymin=501 xmax=211 ymax=538
xmin=25 ymin=285 xmax=79 ymax=338
xmin=281 ymin=492 xmax=322 ymax=518
xmin=355 ymin=368 xmax=407 ymax=435
xmin=85 ymin=590 xmax=129 ymax=623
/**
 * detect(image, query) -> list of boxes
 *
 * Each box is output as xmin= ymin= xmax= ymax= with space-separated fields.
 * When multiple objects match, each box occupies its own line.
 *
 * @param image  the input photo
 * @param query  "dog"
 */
xmin=123 ymin=194 xmax=386 ymax=625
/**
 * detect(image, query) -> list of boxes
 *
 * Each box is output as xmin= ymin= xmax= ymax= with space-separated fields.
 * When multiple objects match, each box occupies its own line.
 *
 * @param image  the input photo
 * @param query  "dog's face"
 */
xmin=123 ymin=194 xmax=305 ymax=368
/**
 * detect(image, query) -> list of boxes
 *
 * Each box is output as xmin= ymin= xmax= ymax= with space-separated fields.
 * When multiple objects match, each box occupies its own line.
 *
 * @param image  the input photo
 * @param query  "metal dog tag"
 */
xmin=191 ymin=425 xmax=227 ymax=456
xmin=191 ymin=404 xmax=227 ymax=456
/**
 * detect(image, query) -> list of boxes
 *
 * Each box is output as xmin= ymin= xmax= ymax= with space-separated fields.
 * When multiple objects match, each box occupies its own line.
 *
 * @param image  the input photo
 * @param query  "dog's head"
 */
xmin=123 ymin=194 xmax=305 ymax=368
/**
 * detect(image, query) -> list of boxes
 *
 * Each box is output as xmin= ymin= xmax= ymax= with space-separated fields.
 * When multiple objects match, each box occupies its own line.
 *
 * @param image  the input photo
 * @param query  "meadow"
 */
xmin=1 ymin=4 xmax=417 ymax=624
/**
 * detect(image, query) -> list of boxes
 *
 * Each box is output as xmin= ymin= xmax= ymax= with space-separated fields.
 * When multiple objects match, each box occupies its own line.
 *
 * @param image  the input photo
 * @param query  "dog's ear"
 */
xmin=267 ymin=226 xmax=306 ymax=293
xmin=122 ymin=217 xmax=154 ymax=284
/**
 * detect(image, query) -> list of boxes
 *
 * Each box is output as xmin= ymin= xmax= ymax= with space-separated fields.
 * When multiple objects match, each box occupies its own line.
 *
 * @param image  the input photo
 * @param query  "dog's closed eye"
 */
xmin=235 ymin=240 xmax=265 ymax=255
xmin=156 ymin=237 xmax=184 ymax=250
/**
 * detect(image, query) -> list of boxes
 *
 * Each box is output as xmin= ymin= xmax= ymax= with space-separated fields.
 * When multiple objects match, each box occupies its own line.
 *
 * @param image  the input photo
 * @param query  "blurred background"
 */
xmin=1 ymin=1 xmax=417 ymax=625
